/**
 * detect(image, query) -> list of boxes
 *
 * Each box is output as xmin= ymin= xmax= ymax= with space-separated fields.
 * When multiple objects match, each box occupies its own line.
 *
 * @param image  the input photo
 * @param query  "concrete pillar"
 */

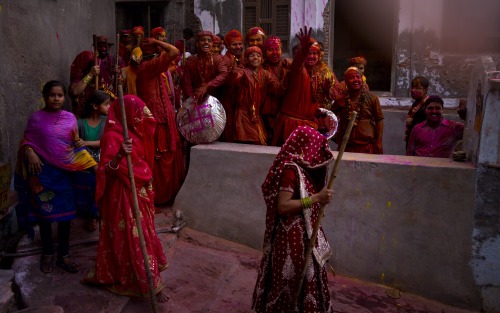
xmin=467 ymin=56 xmax=500 ymax=313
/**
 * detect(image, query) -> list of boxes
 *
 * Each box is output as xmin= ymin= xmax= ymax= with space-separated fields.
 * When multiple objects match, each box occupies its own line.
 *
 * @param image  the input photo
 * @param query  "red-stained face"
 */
xmin=305 ymin=50 xmax=319 ymax=67
xmin=228 ymin=41 xmax=244 ymax=57
xmin=248 ymin=35 xmax=264 ymax=48
xmin=44 ymin=86 xmax=65 ymax=112
xmin=345 ymin=71 xmax=363 ymax=91
xmin=197 ymin=35 xmax=213 ymax=53
xmin=410 ymin=82 xmax=428 ymax=100
xmin=212 ymin=43 xmax=223 ymax=55
xmin=265 ymin=46 xmax=282 ymax=64
xmin=247 ymin=52 xmax=262 ymax=69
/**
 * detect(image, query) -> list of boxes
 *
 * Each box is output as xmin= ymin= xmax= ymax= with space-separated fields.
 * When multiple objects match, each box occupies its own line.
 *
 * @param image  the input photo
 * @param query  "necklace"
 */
xmin=345 ymin=92 xmax=364 ymax=126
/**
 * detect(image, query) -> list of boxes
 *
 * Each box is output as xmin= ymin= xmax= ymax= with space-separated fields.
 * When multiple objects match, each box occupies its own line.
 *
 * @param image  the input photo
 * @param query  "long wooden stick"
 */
xmin=115 ymin=34 xmax=120 ymax=94
xmin=117 ymin=84 xmax=158 ymax=313
xmin=93 ymin=34 xmax=99 ymax=90
xmin=294 ymin=111 xmax=358 ymax=308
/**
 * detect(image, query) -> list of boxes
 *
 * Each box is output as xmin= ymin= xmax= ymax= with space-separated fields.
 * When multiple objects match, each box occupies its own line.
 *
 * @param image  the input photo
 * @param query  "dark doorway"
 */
xmin=333 ymin=0 xmax=396 ymax=92
xmin=115 ymin=2 xmax=166 ymax=37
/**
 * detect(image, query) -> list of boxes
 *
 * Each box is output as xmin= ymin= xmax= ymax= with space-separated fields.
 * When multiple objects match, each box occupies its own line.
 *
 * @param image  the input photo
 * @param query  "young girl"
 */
xmin=74 ymin=90 xmax=110 ymax=231
xmin=15 ymin=80 xmax=97 ymax=273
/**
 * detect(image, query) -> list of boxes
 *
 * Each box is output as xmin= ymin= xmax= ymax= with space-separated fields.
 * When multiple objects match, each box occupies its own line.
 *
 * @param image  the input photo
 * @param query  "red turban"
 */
xmin=263 ymin=36 xmax=282 ymax=50
xmin=349 ymin=56 xmax=367 ymax=66
xmin=150 ymin=27 xmax=166 ymax=38
xmin=224 ymin=29 xmax=243 ymax=46
xmin=197 ymin=31 xmax=214 ymax=40
xmin=120 ymin=29 xmax=131 ymax=36
xmin=244 ymin=46 xmax=262 ymax=59
xmin=309 ymin=40 xmax=321 ymax=52
xmin=132 ymin=26 xmax=145 ymax=36
xmin=95 ymin=35 xmax=113 ymax=47
xmin=245 ymin=27 xmax=266 ymax=42
xmin=212 ymin=35 xmax=222 ymax=44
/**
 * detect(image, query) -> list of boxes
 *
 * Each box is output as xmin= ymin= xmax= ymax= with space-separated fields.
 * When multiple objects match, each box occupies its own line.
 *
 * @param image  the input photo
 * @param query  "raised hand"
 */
xmin=295 ymin=26 xmax=313 ymax=54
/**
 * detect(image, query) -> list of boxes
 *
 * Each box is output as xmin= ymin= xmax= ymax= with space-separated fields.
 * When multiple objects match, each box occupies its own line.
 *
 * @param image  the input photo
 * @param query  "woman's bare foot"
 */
xmin=156 ymin=290 xmax=170 ymax=303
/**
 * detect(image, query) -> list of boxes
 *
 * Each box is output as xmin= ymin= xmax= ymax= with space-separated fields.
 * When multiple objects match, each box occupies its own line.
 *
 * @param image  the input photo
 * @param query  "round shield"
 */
xmin=176 ymin=95 xmax=226 ymax=144
xmin=317 ymin=108 xmax=338 ymax=140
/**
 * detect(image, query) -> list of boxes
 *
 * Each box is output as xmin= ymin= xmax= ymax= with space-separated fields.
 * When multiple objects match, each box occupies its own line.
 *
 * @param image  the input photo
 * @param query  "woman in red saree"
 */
xmin=81 ymin=95 xmax=168 ymax=302
xmin=251 ymin=126 xmax=335 ymax=312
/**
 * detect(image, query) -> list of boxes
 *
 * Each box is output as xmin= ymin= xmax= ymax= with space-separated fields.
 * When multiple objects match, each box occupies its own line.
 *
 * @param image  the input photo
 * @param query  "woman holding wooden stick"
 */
xmin=251 ymin=126 xmax=335 ymax=312
xmin=81 ymin=95 xmax=169 ymax=303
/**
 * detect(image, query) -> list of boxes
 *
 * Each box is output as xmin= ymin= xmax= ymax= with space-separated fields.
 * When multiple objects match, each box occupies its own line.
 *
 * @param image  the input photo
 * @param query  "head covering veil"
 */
xmin=260 ymin=126 xmax=334 ymax=260
xmin=96 ymin=95 xmax=156 ymax=202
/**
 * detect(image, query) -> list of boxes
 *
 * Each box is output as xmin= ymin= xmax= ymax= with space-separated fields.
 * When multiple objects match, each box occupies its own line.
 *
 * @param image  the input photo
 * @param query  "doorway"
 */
xmin=332 ymin=0 xmax=396 ymax=92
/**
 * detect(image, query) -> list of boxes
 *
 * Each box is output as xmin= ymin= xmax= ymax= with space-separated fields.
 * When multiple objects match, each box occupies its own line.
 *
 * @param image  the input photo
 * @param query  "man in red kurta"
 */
xmin=181 ymin=31 xmax=228 ymax=101
xmin=227 ymin=46 xmax=283 ymax=145
xmin=219 ymin=30 xmax=245 ymax=141
xmin=272 ymin=27 xmax=336 ymax=146
xmin=136 ymin=38 xmax=185 ymax=206
xmin=261 ymin=36 xmax=292 ymax=144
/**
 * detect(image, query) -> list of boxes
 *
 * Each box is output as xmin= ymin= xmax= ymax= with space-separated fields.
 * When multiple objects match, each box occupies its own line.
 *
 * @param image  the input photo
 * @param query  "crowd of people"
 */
xmin=14 ymin=23 xmax=466 ymax=310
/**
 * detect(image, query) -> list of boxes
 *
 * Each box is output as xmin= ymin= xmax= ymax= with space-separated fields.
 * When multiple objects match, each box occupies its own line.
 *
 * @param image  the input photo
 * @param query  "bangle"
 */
xmin=25 ymin=146 xmax=33 ymax=154
xmin=82 ymin=74 xmax=92 ymax=85
xmin=300 ymin=196 xmax=313 ymax=209
xmin=108 ymin=161 xmax=119 ymax=170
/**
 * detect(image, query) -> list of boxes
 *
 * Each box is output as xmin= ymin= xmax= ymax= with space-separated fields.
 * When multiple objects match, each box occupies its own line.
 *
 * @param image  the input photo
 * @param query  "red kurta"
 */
xmin=227 ymin=66 xmax=282 ymax=144
xmin=137 ymin=52 xmax=186 ymax=205
xmin=181 ymin=53 xmax=228 ymax=100
xmin=218 ymin=53 xmax=244 ymax=142
xmin=272 ymin=52 xmax=336 ymax=146
xmin=261 ymin=58 xmax=292 ymax=142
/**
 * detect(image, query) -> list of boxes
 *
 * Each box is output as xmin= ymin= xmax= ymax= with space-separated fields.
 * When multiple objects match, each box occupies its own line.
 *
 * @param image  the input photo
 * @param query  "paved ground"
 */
xmin=10 ymin=208 xmax=480 ymax=313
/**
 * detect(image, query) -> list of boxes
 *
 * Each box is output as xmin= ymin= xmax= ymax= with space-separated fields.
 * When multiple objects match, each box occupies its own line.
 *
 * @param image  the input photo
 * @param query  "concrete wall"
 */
xmin=0 ymin=0 xmax=115 ymax=167
xmin=175 ymin=142 xmax=482 ymax=310
xmin=394 ymin=0 xmax=500 ymax=97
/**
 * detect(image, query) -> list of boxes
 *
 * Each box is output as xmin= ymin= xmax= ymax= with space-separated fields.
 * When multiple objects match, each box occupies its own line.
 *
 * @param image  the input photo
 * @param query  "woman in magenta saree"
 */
xmin=81 ymin=95 xmax=168 ymax=302
xmin=251 ymin=126 xmax=335 ymax=312
xmin=15 ymin=80 xmax=97 ymax=273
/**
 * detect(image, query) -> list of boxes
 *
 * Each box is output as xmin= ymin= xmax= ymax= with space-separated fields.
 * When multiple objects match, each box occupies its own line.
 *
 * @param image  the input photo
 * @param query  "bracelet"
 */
xmin=108 ymin=161 xmax=119 ymax=170
xmin=82 ymin=74 xmax=93 ymax=85
xmin=300 ymin=196 xmax=313 ymax=209
xmin=25 ymin=146 xmax=33 ymax=154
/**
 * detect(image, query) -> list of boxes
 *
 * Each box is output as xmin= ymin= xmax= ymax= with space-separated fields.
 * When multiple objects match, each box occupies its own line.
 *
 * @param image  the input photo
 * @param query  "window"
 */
xmin=243 ymin=0 xmax=290 ymax=52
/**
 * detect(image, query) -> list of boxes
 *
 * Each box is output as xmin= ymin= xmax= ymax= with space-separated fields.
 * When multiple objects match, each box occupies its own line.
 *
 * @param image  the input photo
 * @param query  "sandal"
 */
xmin=56 ymin=256 xmax=79 ymax=273
xmin=40 ymin=255 xmax=54 ymax=273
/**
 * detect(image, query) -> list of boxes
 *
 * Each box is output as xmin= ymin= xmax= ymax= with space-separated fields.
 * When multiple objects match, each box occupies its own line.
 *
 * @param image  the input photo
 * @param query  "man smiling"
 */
xmin=406 ymin=95 xmax=464 ymax=158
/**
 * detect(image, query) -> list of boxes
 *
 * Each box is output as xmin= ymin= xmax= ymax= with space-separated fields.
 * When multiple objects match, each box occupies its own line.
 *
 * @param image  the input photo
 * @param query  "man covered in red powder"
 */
xmin=245 ymin=26 xmax=266 ymax=49
xmin=261 ymin=36 xmax=292 ymax=143
xmin=136 ymin=37 xmax=186 ymax=207
xmin=272 ymin=27 xmax=336 ymax=146
xmin=182 ymin=31 xmax=228 ymax=101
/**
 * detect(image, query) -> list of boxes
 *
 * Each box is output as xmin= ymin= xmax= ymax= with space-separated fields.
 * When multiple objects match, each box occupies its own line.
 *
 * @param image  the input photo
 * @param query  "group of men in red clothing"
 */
xmin=68 ymin=24 xmax=463 ymax=207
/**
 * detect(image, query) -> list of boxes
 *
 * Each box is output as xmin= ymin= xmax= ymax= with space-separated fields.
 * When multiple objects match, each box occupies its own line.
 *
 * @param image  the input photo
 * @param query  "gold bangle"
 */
xmin=25 ymin=146 xmax=33 ymax=154
xmin=108 ymin=161 xmax=119 ymax=170
xmin=82 ymin=74 xmax=92 ymax=85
